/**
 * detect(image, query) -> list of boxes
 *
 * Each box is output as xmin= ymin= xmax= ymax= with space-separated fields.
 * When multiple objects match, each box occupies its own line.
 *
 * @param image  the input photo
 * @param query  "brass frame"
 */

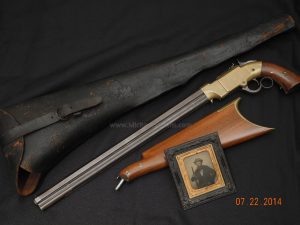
xmin=201 ymin=61 xmax=262 ymax=100
xmin=176 ymin=144 xmax=225 ymax=199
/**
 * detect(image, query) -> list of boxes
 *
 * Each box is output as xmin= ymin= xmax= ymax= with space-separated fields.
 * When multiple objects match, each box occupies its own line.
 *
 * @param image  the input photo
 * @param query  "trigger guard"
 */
xmin=242 ymin=79 xmax=262 ymax=94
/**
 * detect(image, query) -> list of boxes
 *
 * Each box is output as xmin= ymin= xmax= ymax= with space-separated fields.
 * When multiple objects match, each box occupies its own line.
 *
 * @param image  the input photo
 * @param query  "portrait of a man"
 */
xmin=190 ymin=156 xmax=216 ymax=189
xmin=166 ymin=136 xmax=236 ymax=209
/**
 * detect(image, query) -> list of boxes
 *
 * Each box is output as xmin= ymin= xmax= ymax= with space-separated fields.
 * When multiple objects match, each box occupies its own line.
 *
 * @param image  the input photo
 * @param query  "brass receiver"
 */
xmin=201 ymin=61 xmax=262 ymax=100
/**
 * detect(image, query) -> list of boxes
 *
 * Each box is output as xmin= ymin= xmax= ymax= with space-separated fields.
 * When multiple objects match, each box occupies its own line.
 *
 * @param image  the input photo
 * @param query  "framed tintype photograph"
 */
xmin=165 ymin=133 xmax=236 ymax=210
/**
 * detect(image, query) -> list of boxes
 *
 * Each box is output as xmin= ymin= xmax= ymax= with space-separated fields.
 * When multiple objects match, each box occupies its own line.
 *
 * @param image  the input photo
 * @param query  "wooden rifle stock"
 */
xmin=119 ymin=98 xmax=273 ymax=182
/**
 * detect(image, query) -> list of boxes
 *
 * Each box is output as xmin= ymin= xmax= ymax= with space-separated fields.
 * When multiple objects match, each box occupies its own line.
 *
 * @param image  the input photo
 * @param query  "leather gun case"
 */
xmin=0 ymin=15 xmax=294 ymax=196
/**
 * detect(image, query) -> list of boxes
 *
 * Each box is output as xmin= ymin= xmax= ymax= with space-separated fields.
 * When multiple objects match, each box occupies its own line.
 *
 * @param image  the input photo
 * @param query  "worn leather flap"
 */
xmin=0 ymin=96 xmax=102 ymax=145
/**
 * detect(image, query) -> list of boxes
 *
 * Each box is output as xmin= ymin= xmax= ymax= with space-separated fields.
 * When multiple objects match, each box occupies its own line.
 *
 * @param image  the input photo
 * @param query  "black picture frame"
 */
xmin=165 ymin=132 xmax=236 ymax=210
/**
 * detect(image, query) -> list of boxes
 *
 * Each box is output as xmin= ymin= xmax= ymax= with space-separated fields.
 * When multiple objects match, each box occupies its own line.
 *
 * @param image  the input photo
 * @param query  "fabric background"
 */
xmin=0 ymin=0 xmax=299 ymax=224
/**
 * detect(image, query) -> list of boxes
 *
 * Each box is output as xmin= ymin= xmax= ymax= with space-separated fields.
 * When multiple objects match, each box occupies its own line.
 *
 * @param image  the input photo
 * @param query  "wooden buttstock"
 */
xmin=119 ymin=98 xmax=273 ymax=182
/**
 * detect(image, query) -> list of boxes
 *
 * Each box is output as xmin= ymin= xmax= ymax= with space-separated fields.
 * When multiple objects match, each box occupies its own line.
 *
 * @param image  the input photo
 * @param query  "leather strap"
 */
xmin=0 ymin=96 xmax=102 ymax=145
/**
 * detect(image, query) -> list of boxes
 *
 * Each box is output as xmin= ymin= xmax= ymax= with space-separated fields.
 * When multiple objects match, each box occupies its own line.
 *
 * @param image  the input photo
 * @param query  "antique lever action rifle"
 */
xmin=34 ymin=61 xmax=300 ymax=210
